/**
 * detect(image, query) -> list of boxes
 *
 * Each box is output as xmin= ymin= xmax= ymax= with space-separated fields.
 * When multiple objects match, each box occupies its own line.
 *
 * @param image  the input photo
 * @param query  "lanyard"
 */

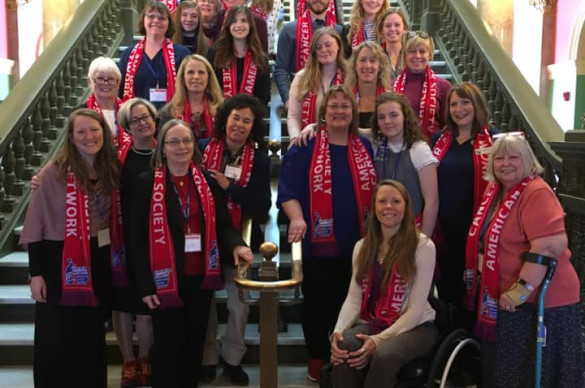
xmin=92 ymin=192 xmax=106 ymax=228
xmin=143 ymin=57 xmax=162 ymax=88
xmin=171 ymin=179 xmax=192 ymax=232
xmin=321 ymin=74 xmax=337 ymax=96
xmin=381 ymin=140 xmax=403 ymax=180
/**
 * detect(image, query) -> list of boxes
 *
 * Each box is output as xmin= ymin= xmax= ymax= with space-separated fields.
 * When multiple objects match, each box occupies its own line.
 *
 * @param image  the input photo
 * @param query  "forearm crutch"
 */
xmin=522 ymin=252 xmax=557 ymax=388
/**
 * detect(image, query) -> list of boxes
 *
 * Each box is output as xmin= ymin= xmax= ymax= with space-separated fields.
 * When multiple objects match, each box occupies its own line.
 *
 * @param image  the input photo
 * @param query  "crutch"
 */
xmin=523 ymin=252 xmax=557 ymax=388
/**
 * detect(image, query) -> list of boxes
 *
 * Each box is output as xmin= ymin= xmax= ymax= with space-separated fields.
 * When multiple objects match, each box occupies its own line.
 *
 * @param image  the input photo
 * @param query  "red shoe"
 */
xmin=137 ymin=356 xmax=152 ymax=386
xmin=121 ymin=360 xmax=139 ymax=388
xmin=307 ymin=358 xmax=326 ymax=382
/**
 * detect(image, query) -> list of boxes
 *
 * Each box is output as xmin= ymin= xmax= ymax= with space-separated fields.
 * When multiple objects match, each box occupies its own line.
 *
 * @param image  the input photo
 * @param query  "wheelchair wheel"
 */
xmin=425 ymin=329 xmax=481 ymax=388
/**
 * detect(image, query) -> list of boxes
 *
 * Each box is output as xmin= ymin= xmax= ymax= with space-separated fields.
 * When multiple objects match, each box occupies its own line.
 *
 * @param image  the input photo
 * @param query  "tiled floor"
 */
xmin=0 ymin=365 xmax=318 ymax=388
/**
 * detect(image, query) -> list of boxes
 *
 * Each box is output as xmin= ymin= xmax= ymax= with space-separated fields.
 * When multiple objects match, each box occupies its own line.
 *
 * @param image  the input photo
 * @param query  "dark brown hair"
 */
xmin=138 ymin=0 xmax=175 ymax=38
xmin=371 ymin=92 xmax=426 ymax=147
xmin=213 ymin=6 xmax=268 ymax=72
xmin=445 ymin=82 xmax=490 ymax=138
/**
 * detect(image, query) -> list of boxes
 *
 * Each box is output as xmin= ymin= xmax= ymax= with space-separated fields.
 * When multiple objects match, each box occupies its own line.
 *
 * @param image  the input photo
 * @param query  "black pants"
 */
xmin=151 ymin=275 xmax=213 ymax=388
xmin=34 ymin=303 xmax=107 ymax=388
xmin=301 ymin=256 xmax=352 ymax=360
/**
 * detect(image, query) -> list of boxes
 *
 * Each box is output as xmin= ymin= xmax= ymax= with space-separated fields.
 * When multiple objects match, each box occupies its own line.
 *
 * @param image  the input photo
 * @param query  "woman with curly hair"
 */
xmin=158 ymin=54 xmax=223 ymax=140
xmin=371 ymin=92 xmax=438 ymax=237
xmin=171 ymin=1 xmax=209 ymax=55
xmin=346 ymin=0 xmax=390 ymax=50
xmin=198 ymin=94 xmax=271 ymax=384
xmin=288 ymin=27 xmax=348 ymax=139
xmin=206 ymin=6 xmax=271 ymax=106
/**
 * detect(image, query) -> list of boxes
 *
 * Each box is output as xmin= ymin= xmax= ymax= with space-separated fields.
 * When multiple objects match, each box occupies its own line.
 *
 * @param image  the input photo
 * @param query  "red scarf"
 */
xmin=297 ymin=0 xmax=337 ymax=24
xmin=250 ymin=5 xmax=267 ymax=19
xmin=222 ymin=50 xmax=258 ymax=98
xmin=464 ymin=175 xmax=535 ymax=340
xmin=302 ymin=71 xmax=344 ymax=128
xmin=161 ymin=0 xmax=177 ymax=12
xmin=122 ymin=38 xmax=177 ymax=103
xmin=433 ymin=126 xmax=492 ymax=213
xmin=149 ymin=164 xmax=222 ymax=308
xmin=309 ymin=129 xmax=376 ymax=256
xmin=86 ymin=94 xmax=132 ymax=149
xmin=180 ymin=98 xmax=215 ymax=139
xmin=351 ymin=24 xmax=365 ymax=50
xmin=202 ymin=139 xmax=254 ymax=230
xmin=394 ymin=67 xmax=438 ymax=138
xmin=294 ymin=9 xmax=337 ymax=72
xmin=61 ymin=171 xmax=97 ymax=306
xmin=360 ymin=260 xmax=408 ymax=333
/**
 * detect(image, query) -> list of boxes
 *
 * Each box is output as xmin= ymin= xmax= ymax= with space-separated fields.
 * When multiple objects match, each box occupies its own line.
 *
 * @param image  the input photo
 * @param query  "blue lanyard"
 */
xmin=321 ymin=75 xmax=337 ymax=96
xmin=171 ymin=179 xmax=192 ymax=232
xmin=380 ymin=139 xmax=403 ymax=179
xmin=92 ymin=193 xmax=106 ymax=228
xmin=143 ymin=57 xmax=162 ymax=88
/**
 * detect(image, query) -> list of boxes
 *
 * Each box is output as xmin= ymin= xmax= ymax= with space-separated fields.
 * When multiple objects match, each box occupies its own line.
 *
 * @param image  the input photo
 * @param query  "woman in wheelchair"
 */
xmin=330 ymin=180 xmax=438 ymax=387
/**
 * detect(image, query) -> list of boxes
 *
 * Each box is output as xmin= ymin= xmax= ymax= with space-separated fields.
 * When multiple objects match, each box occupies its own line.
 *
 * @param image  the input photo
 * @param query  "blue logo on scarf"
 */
xmin=64 ymin=258 xmax=89 ymax=285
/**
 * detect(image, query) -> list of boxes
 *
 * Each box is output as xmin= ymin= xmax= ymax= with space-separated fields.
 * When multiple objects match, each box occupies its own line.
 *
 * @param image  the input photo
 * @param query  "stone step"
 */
xmin=0 ymin=322 xmax=307 ymax=366
xmin=0 ymin=283 xmax=301 ymax=324
xmin=0 ymin=364 xmax=316 ymax=388
xmin=0 ymin=252 xmax=28 ymax=285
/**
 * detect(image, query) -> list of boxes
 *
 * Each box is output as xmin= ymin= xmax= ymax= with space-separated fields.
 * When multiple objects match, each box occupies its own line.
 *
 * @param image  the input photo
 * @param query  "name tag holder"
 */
xmin=224 ymin=164 xmax=242 ymax=180
xmin=185 ymin=233 xmax=201 ymax=252
xmin=98 ymin=228 xmax=111 ymax=247
xmin=150 ymin=88 xmax=167 ymax=102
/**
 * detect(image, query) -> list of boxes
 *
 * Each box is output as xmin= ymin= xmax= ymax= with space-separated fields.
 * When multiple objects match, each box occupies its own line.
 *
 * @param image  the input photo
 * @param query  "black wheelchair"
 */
xmin=320 ymin=297 xmax=482 ymax=388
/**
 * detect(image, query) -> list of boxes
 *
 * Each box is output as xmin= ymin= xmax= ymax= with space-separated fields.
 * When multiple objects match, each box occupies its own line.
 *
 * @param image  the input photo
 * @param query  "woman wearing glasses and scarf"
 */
xmin=394 ymin=31 xmax=451 ymax=139
xmin=126 ymin=119 xmax=253 ymax=387
xmin=118 ymin=1 xmax=190 ymax=109
xmin=466 ymin=134 xmax=583 ymax=388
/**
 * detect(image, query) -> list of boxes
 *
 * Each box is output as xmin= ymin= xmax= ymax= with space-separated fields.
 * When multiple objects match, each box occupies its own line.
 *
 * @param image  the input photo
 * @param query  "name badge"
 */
xmin=224 ymin=165 xmax=242 ymax=180
xmin=98 ymin=228 xmax=111 ymax=247
xmin=185 ymin=233 xmax=201 ymax=252
xmin=149 ymin=88 xmax=167 ymax=102
xmin=475 ymin=146 xmax=491 ymax=155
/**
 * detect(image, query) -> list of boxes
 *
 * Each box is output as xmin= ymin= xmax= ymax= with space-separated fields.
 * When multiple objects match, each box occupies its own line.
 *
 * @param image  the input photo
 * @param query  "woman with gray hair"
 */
xmin=83 ymin=56 xmax=131 ymax=148
xmin=465 ymin=133 xmax=583 ymax=387
xmin=113 ymin=98 xmax=159 ymax=387
xmin=125 ymin=119 xmax=253 ymax=387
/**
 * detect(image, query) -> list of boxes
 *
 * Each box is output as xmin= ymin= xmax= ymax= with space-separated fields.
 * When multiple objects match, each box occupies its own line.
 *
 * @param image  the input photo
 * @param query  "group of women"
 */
xmin=20 ymin=0 xmax=583 ymax=387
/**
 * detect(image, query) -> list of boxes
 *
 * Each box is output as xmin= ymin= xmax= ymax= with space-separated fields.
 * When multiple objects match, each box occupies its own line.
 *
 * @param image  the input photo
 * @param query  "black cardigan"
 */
xmin=126 ymin=167 xmax=246 ymax=298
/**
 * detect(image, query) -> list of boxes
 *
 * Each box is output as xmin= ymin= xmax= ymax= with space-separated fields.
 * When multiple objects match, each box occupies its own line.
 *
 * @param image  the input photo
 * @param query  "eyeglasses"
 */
xmin=93 ymin=77 xmax=118 ymax=85
xmin=145 ymin=12 xmax=166 ymax=21
xmin=129 ymin=114 xmax=152 ymax=126
xmin=164 ymin=137 xmax=195 ymax=146
xmin=492 ymin=131 xmax=525 ymax=140
xmin=326 ymin=104 xmax=352 ymax=111
xmin=406 ymin=31 xmax=429 ymax=39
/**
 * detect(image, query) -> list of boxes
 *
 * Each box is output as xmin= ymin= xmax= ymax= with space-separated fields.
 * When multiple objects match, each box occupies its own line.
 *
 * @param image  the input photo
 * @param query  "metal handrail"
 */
xmin=235 ymin=240 xmax=303 ymax=291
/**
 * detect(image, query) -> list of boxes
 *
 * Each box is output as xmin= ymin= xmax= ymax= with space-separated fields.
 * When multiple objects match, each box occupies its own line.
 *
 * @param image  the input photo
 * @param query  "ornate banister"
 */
xmin=0 ymin=0 xmax=124 ymax=256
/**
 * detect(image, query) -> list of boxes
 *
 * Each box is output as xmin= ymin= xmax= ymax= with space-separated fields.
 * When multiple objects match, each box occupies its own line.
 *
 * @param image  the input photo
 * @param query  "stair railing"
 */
xmin=0 ymin=0 xmax=124 ymax=256
xmin=235 ymin=216 xmax=303 ymax=388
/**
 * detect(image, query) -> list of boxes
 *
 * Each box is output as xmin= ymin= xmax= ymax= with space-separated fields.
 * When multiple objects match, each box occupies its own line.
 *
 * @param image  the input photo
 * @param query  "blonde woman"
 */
xmin=346 ymin=0 xmax=390 ymax=50
xmin=287 ymin=27 xmax=348 ymax=139
xmin=158 ymin=54 xmax=223 ymax=140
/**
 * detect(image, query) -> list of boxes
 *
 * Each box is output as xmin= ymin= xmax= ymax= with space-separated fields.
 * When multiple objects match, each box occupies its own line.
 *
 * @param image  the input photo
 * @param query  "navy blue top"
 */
xmin=118 ymin=43 xmax=191 ymax=109
xmin=277 ymin=136 xmax=374 ymax=259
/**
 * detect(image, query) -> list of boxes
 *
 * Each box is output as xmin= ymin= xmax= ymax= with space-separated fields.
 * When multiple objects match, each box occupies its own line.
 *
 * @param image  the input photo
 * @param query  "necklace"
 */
xmin=131 ymin=146 xmax=155 ymax=156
